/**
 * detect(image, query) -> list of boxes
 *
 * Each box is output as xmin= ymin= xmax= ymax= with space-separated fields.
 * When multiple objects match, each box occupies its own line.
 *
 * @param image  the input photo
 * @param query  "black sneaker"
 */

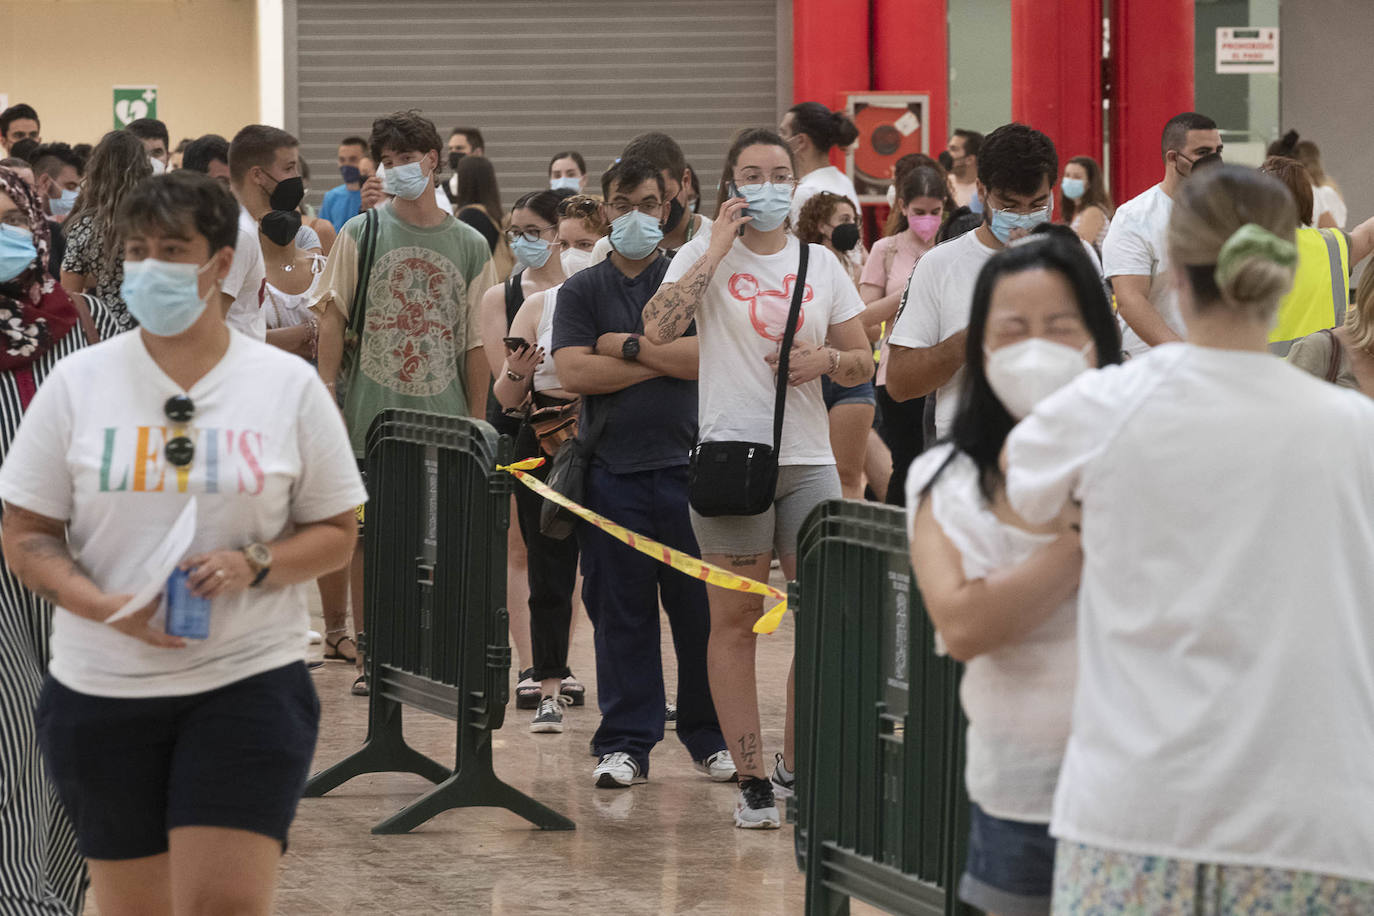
xmin=735 ymin=776 xmax=780 ymax=829
xmin=664 ymin=702 xmax=677 ymax=731
xmin=770 ymin=752 xmax=795 ymax=799
xmin=530 ymin=695 xmax=564 ymax=734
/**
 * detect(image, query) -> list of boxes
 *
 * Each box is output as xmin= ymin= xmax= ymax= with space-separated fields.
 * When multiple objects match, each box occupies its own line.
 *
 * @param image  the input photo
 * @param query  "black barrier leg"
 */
xmin=303 ymin=698 xmax=452 ymax=797
xmin=372 ymin=734 xmax=575 ymax=834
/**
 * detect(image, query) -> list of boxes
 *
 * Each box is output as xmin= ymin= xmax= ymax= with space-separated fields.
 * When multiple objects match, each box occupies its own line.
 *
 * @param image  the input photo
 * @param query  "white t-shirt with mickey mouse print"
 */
xmin=661 ymin=234 xmax=865 ymax=465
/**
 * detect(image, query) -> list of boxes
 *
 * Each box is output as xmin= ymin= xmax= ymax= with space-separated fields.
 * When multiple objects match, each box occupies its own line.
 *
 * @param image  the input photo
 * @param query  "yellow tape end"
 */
xmin=497 ymin=458 xmax=546 ymax=472
xmin=752 ymin=601 xmax=788 ymax=635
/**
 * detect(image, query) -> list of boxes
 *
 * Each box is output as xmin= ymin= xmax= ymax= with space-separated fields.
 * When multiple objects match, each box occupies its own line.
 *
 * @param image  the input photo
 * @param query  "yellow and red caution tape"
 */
xmin=497 ymin=458 xmax=789 ymax=634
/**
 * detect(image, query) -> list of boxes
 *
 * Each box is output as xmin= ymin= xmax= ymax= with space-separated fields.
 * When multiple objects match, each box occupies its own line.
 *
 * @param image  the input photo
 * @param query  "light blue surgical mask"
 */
xmin=121 ymin=258 xmax=214 ymax=336
xmin=739 ymin=182 xmax=794 ymax=232
xmin=987 ymin=203 xmax=1052 ymax=244
xmin=381 ymin=160 xmax=432 ymax=200
xmin=550 ymin=176 xmax=581 ymax=193
xmin=49 ymin=188 xmax=79 ymax=218
xmin=510 ymin=235 xmax=553 ymax=269
xmin=1060 ymin=177 xmax=1086 ymax=201
xmin=0 ymin=224 xmax=38 ymax=284
xmin=968 ymin=192 xmax=984 ymax=216
xmin=609 ymin=210 xmax=663 ymax=260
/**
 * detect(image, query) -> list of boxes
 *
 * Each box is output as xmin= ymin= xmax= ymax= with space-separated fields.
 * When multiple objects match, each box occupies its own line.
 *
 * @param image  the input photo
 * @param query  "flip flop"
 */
xmin=351 ymin=674 xmax=369 ymax=696
xmin=324 ymin=634 xmax=358 ymax=662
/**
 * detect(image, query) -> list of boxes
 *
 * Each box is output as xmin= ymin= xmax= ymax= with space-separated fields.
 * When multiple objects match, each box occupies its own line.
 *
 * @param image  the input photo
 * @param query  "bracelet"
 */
xmin=505 ymin=369 xmax=526 ymax=382
xmin=827 ymin=348 xmax=841 ymax=375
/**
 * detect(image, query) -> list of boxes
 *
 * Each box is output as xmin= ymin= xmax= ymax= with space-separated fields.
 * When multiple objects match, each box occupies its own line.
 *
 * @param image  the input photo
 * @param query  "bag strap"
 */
xmin=1324 ymin=327 xmax=1343 ymax=384
xmin=770 ymin=241 xmax=811 ymax=454
xmin=504 ymin=268 xmax=526 ymax=325
xmin=346 ymin=207 xmax=380 ymax=340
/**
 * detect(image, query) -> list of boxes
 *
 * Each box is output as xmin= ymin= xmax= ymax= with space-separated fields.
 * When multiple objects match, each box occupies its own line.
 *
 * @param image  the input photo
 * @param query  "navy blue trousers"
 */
xmin=579 ymin=464 xmax=725 ymax=775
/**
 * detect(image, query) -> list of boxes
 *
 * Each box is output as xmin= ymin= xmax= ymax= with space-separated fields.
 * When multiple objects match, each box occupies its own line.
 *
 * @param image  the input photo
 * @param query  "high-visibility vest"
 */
xmin=1269 ymin=227 xmax=1350 ymax=355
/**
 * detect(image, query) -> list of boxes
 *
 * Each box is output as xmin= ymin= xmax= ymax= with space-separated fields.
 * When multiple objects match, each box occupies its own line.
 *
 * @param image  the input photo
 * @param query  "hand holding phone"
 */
xmin=504 ymin=336 xmax=530 ymax=353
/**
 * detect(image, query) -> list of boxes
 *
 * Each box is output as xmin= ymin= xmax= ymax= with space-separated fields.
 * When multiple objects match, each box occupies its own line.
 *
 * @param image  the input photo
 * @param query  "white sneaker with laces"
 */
xmin=593 ymin=752 xmax=645 ymax=789
xmin=770 ymin=752 xmax=795 ymax=799
xmin=735 ymin=777 xmax=781 ymax=829
xmin=694 ymin=749 xmax=738 ymax=782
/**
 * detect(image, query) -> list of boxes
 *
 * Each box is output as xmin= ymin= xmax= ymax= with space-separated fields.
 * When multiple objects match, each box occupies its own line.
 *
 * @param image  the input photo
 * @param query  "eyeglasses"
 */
xmin=606 ymin=199 xmax=664 ymax=218
xmin=986 ymin=200 xmax=1053 ymax=217
xmin=503 ymin=225 xmax=558 ymax=244
xmin=732 ymin=170 xmax=797 ymax=188
xmin=164 ymin=394 xmax=195 ymax=468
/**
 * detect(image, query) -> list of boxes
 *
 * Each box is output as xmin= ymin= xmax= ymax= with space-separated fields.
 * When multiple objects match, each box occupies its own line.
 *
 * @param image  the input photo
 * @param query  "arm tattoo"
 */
xmin=643 ymin=254 xmax=713 ymax=342
xmin=834 ymin=351 xmax=873 ymax=385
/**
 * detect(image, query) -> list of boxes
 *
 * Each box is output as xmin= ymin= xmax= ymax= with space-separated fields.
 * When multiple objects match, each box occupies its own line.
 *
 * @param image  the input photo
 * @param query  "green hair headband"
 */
xmin=1214 ymin=223 xmax=1298 ymax=290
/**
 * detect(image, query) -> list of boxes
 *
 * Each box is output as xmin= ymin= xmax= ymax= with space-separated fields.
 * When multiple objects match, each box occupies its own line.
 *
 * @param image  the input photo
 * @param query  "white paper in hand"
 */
xmin=105 ymin=498 xmax=198 ymax=623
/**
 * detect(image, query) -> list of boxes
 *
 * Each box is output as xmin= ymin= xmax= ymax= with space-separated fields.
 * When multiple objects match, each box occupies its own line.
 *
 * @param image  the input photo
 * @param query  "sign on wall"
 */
xmin=1216 ymin=28 xmax=1279 ymax=74
xmin=113 ymin=86 xmax=158 ymax=128
xmin=844 ymin=93 xmax=931 ymax=205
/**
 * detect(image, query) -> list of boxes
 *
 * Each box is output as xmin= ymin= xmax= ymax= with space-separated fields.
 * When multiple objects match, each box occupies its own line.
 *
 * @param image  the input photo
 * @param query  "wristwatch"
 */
xmin=242 ymin=542 xmax=273 ymax=588
xmin=622 ymin=334 xmax=641 ymax=361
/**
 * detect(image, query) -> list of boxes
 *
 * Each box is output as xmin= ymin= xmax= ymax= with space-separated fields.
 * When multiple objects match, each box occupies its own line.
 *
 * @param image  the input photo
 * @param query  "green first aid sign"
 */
xmin=113 ymin=87 xmax=158 ymax=128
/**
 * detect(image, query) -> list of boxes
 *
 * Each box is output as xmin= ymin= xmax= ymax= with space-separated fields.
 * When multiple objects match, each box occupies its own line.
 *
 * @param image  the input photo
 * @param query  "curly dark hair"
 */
xmin=977 ymin=123 xmax=1058 ymax=199
xmin=794 ymin=191 xmax=855 ymax=246
xmin=370 ymin=110 xmax=442 ymax=167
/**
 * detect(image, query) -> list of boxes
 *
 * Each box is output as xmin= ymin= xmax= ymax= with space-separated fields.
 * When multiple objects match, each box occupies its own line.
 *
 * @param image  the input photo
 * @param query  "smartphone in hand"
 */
xmin=504 ymin=336 xmax=530 ymax=352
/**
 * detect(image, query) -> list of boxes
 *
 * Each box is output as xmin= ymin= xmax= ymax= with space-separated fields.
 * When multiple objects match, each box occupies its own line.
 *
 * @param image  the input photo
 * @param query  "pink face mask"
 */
xmin=909 ymin=213 xmax=941 ymax=242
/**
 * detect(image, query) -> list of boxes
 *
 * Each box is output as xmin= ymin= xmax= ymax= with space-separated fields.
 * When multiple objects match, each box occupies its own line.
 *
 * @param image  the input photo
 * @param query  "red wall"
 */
xmin=1011 ymin=0 xmax=1103 ymax=179
xmin=1110 ymin=0 xmax=1195 ymax=201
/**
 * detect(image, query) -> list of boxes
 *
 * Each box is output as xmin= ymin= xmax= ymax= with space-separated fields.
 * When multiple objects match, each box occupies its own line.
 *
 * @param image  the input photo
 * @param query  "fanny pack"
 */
xmin=528 ymin=393 xmax=580 ymax=457
xmin=687 ymin=242 xmax=809 ymax=517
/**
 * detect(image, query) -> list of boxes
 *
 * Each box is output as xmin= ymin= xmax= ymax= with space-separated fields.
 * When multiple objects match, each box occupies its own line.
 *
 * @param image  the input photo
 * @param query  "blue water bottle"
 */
xmin=165 ymin=566 xmax=211 ymax=639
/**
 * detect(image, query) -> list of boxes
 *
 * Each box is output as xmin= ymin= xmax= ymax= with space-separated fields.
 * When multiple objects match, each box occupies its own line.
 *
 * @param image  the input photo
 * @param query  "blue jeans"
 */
xmin=579 ymin=464 xmax=725 ymax=775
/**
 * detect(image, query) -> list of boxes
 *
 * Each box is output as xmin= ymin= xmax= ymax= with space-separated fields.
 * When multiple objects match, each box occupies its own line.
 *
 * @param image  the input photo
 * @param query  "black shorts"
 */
xmin=35 ymin=662 xmax=320 ymax=861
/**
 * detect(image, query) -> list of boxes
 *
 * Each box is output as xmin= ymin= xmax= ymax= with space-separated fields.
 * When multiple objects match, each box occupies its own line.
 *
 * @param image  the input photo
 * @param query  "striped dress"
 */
xmin=0 ymin=297 xmax=119 ymax=916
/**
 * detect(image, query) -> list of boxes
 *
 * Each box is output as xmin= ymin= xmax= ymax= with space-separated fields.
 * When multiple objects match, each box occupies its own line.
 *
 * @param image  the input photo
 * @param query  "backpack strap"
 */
xmin=347 ymin=208 xmax=380 ymax=341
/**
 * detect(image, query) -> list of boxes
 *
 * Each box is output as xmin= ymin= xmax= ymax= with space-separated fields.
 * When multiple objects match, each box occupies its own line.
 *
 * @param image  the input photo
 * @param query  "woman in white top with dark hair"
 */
xmin=1005 ymin=165 xmax=1374 ymax=910
xmin=908 ymin=229 xmax=1122 ymax=916
xmin=781 ymin=102 xmax=862 ymax=224
xmin=643 ymin=127 xmax=873 ymax=829
xmin=0 ymin=170 xmax=364 ymax=915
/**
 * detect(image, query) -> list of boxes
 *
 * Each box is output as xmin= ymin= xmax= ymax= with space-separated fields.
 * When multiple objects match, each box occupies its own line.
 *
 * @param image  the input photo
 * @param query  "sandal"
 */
xmin=351 ymin=674 xmax=370 ymax=696
xmin=560 ymin=673 xmax=587 ymax=707
xmin=515 ymin=668 xmax=541 ymax=710
xmin=324 ymin=634 xmax=358 ymax=663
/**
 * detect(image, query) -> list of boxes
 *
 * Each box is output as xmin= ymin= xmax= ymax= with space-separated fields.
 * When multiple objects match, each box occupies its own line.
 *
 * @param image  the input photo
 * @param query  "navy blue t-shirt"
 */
xmin=552 ymin=256 xmax=697 ymax=474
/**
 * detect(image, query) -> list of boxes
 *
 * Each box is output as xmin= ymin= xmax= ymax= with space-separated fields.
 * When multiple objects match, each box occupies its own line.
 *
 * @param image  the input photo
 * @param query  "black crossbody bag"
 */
xmin=688 ymin=242 xmax=809 ymax=517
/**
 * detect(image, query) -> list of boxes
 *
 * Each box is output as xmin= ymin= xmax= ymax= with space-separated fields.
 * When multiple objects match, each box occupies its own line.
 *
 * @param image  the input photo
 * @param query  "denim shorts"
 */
xmin=958 ymin=803 xmax=1055 ymax=916
xmin=821 ymin=376 xmax=877 ymax=410
xmin=35 ymin=662 xmax=320 ymax=860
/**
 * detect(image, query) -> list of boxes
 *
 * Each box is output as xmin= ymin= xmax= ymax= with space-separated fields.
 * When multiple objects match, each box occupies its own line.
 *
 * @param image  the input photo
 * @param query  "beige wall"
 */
xmin=0 ymin=0 xmax=259 ymax=149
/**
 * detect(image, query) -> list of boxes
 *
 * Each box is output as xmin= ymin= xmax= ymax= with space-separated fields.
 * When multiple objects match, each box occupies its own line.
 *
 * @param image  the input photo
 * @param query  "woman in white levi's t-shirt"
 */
xmin=908 ymin=229 xmax=1122 ymax=916
xmin=1006 ymin=167 xmax=1374 ymax=910
xmin=0 ymin=173 xmax=364 ymax=914
xmin=643 ymin=129 xmax=873 ymax=829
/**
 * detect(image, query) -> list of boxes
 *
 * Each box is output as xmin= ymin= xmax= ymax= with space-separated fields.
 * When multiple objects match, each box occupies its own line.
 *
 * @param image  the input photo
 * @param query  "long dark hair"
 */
xmin=455 ymin=155 xmax=503 ymax=222
xmin=1061 ymin=155 xmax=1114 ymax=224
xmin=947 ymin=230 xmax=1122 ymax=500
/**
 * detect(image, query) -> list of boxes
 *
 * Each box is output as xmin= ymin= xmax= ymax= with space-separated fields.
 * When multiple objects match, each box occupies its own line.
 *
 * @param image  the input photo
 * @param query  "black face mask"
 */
xmin=448 ymin=151 xmax=465 ymax=172
xmin=267 ymin=175 xmax=305 ymax=212
xmin=663 ymin=197 xmax=686 ymax=234
xmin=830 ymin=223 xmax=861 ymax=253
xmin=260 ymin=209 xmax=302 ymax=248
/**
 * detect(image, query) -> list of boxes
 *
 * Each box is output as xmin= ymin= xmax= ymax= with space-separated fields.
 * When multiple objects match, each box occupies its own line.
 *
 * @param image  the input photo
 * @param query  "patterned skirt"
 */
xmin=1052 ymin=840 xmax=1374 ymax=915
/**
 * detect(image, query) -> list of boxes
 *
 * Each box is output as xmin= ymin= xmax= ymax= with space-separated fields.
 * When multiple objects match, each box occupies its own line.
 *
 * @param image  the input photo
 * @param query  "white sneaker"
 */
xmin=734 ymin=777 xmax=781 ymax=829
xmin=694 ymin=750 xmax=738 ymax=782
xmin=307 ymin=629 xmax=323 ymax=644
xmin=770 ymin=752 xmax=795 ymax=799
xmin=593 ymin=752 xmax=645 ymax=789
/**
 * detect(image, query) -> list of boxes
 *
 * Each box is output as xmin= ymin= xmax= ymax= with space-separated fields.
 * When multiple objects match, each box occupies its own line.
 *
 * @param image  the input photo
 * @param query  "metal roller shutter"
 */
xmin=288 ymin=0 xmax=790 ymax=217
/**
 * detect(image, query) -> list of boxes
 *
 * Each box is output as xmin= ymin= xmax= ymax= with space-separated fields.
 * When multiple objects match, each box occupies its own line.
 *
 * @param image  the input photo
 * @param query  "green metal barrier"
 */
xmin=304 ymin=410 xmax=574 ymax=834
xmin=793 ymin=500 xmax=972 ymax=915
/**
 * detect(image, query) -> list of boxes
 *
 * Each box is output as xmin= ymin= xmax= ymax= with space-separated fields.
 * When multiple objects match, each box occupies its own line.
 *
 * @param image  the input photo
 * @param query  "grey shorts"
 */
xmin=689 ymin=463 xmax=841 ymax=559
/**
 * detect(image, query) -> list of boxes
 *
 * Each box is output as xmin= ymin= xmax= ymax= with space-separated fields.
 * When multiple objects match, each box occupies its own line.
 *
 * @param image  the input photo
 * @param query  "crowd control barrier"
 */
xmin=304 ymin=410 xmax=574 ymax=834
xmin=793 ymin=501 xmax=972 ymax=915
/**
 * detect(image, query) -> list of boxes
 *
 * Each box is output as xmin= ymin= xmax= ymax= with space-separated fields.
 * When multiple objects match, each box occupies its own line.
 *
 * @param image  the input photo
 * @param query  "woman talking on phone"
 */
xmin=0 ymin=171 xmax=364 ymax=915
xmin=643 ymin=128 xmax=873 ymax=829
